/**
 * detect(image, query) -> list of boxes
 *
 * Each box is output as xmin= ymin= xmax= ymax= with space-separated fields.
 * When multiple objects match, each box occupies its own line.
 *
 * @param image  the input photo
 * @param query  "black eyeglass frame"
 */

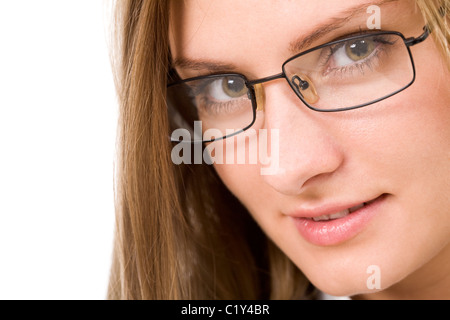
xmin=168 ymin=26 xmax=430 ymax=143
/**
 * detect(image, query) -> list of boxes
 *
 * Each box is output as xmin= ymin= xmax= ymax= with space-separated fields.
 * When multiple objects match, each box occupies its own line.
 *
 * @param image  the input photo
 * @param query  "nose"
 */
xmin=260 ymin=81 xmax=344 ymax=196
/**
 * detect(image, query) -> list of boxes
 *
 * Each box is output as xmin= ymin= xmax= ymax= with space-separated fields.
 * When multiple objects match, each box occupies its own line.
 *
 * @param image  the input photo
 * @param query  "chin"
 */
xmin=291 ymin=231 xmax=437 ymax=299
xmin=303 ymin=261 xmax=402 ymax=298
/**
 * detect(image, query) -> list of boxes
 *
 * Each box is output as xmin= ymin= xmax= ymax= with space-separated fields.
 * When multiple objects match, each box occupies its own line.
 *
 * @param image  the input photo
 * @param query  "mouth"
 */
xmin=308 ymin=198 xmax=379 ymax=222
xmin=290 ymin=194 xmax=387 ymax=246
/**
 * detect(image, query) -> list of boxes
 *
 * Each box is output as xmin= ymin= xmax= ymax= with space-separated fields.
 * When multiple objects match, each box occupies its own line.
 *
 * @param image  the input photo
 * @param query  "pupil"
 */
xmin=349 ymin=40 xmax=369 ymax=57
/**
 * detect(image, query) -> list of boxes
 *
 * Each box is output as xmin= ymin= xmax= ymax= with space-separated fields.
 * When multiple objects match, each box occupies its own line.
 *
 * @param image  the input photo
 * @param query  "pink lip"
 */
xmin=290 ymin=194 xmax=387 ymax=246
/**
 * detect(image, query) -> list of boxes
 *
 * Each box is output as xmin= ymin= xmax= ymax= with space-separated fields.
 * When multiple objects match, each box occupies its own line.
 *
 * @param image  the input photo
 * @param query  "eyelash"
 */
xmin=318 ymin=35 xmax=397 ymax=77
xmin=197 ymin=96 xmax=242 ymax=116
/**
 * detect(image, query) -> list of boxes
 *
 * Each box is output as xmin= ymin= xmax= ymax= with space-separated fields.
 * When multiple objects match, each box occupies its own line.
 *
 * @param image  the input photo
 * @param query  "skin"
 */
xmin=170 ymin=0 xmax=450 ymax=299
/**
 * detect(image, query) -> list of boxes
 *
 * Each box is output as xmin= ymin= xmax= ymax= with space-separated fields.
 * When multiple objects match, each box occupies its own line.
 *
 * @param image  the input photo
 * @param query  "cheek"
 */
xmin=382 ymin=55 xmax=450 ymax=189
xmin=340 ymin=41 xmax=450 ymax=194
xmin=209 ymin=123 xmax=273 ymax=213
xmin=214 ymin=161 xmax=296 ymax=254
xmin=212 ymin=150 xmax=284 ymax=237
xmin=213 ymin=163 xmax=265 ymax=211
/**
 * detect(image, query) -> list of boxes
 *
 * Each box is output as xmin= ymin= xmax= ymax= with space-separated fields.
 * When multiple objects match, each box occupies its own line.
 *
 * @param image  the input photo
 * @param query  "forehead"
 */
xmin=169 ymin=0 xmax=407 ymax=76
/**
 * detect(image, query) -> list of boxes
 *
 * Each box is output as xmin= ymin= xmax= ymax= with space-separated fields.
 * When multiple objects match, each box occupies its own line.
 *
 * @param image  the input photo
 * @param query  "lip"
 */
xmin=290 ymin=194 xmax=387 ymax=246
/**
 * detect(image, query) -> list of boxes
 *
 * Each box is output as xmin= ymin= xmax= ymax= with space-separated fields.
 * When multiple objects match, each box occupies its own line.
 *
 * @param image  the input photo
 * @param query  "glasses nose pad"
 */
xmin=254 ymin=83 xmax=265 ymax=111
xmin=291 ymin=74 xmax=319 ymax=105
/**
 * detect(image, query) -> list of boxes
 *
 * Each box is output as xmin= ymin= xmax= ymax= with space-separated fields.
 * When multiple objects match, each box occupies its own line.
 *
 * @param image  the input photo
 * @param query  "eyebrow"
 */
xmin=172 ymin=58 xmax=237 ymax=72
xmin=172 ymin=0 xmax=398 ymax=72
xmin=290 ymin=0 xmax=398 ymax=52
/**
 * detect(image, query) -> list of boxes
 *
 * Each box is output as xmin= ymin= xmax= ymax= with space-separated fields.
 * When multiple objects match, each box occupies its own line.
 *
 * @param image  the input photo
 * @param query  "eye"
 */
xmin=207 ymin=76 xmax=247 ymax=100
xmin=332 ymin=39 xmax=377 ymax=67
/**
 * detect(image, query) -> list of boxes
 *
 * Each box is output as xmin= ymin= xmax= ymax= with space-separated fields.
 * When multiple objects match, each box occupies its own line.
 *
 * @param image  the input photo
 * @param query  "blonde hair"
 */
xmin=416 ymin=0 xmax=449 ymax=69
xmin=107 ymin=0 xmax=449 ymax=300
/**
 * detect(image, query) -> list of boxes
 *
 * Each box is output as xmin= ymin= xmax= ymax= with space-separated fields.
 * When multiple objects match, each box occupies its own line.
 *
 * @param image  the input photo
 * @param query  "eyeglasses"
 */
xmin=167 ymin=27 xmax=430 ymax=143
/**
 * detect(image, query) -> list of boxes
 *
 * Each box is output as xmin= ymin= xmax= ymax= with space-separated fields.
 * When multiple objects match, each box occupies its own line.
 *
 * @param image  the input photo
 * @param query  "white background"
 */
xmin=0 ymin=1 xmax=117 ymax=299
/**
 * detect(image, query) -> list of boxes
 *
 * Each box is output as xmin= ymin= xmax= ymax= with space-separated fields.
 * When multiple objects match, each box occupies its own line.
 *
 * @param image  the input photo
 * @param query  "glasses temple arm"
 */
xmin=404 ymin=25 xmax=430 ymax=47
xmin=405 ymin=6 xmax=446 ymax=47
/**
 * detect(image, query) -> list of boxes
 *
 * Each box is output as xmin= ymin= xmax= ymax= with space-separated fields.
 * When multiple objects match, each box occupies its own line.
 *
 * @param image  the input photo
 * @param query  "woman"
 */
xmin=107 ymin=0 xmax=449 ymax=299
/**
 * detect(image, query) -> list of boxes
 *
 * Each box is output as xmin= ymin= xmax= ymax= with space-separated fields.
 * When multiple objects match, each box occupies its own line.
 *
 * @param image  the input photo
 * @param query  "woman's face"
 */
xmin=170 ymin=0 xmax=450 ymax=298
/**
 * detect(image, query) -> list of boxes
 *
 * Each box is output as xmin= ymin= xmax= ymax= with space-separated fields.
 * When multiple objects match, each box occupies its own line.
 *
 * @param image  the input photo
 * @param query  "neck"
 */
xmin=353 ymin=243 xmax=450 ymax=300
